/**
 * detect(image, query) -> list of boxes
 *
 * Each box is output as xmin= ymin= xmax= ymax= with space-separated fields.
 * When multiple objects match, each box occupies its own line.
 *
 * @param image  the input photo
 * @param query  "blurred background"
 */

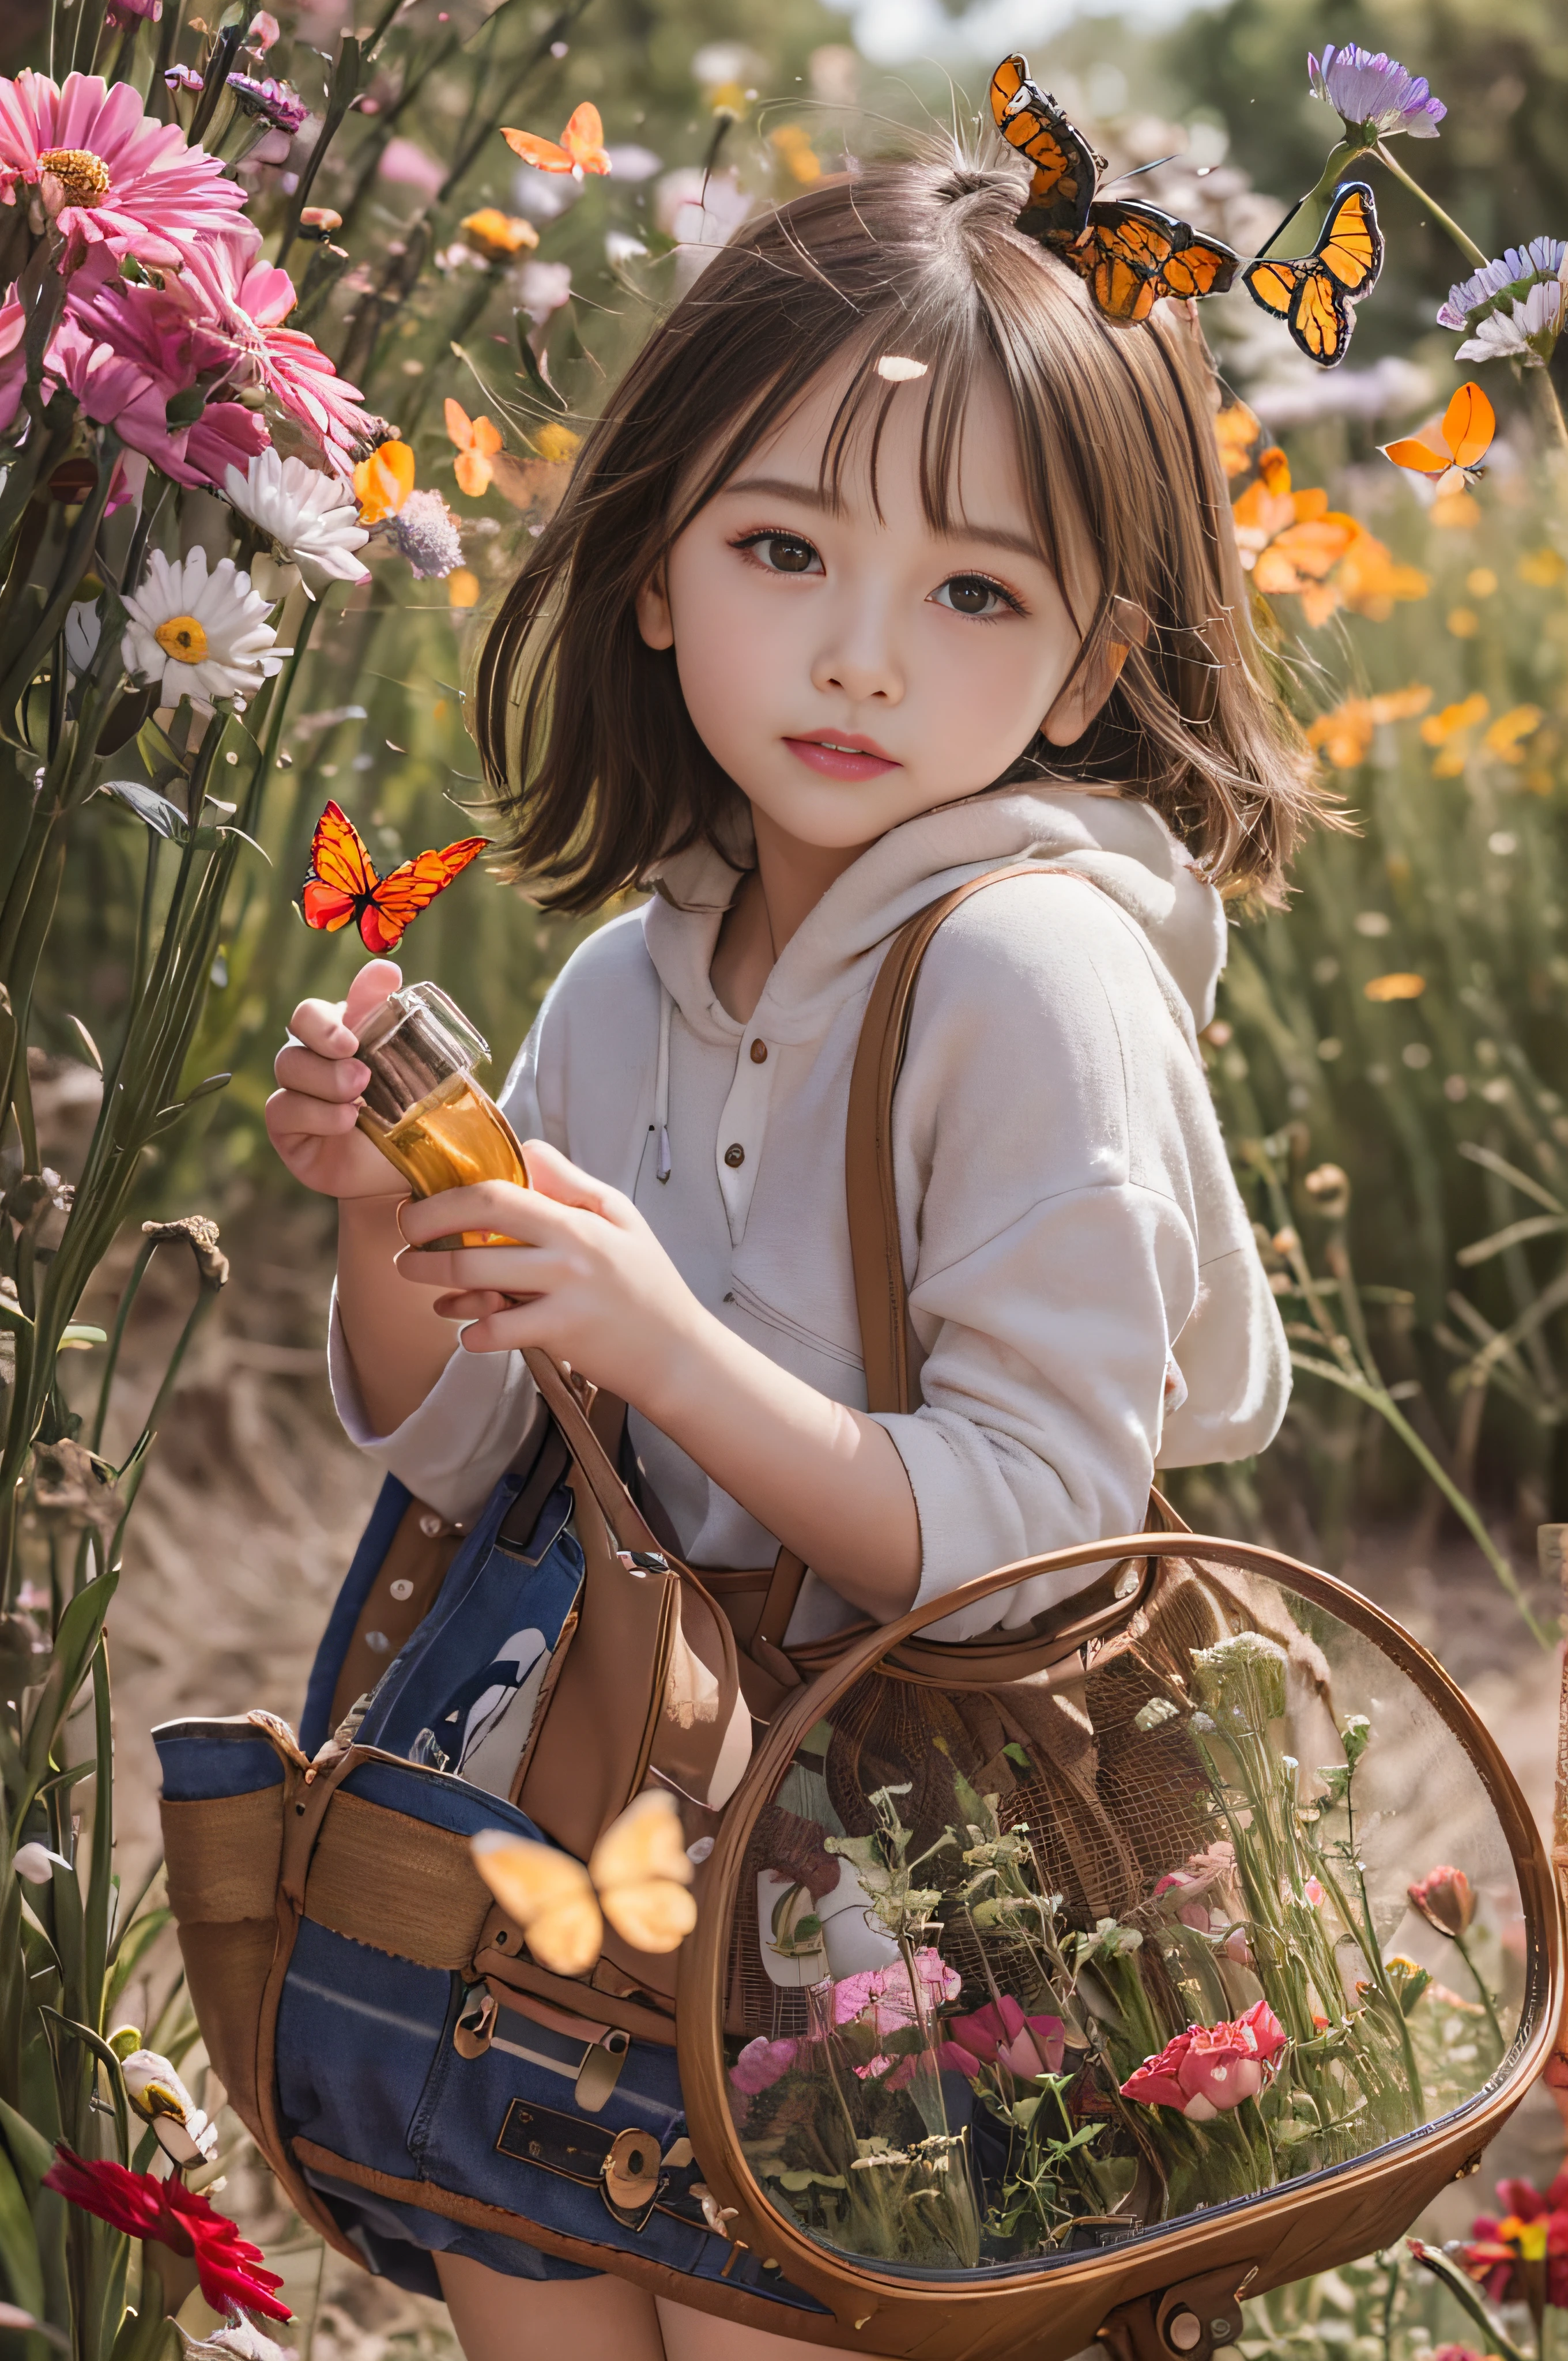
xmin=9 ymin=0 xmax=1568 ymax=2345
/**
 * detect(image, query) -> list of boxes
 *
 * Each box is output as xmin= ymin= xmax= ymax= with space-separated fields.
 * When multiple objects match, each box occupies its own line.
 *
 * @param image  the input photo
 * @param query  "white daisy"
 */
xmin=1456 ymin=276 xmax=1567 ymax=368
xmin=122 ymin=548 xmax=291 ymax=714
xmin=223 ymin=447 xmax=370 ymax=600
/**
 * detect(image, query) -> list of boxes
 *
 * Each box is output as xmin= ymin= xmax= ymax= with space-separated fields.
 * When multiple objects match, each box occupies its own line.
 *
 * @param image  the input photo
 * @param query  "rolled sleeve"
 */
xmin=326 ymin=1288 xmax=540 ymax=1527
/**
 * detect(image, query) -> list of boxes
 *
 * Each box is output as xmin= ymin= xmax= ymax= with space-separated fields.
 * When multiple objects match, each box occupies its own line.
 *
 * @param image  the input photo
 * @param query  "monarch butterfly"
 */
xmin=300 ymin=801 xmax=488 ymax=954
xmin=472 ymin=1790 xmax=698 ymax=1976
xmin=501 ymin=101 xmax=610 ymax=178
xmin=1242 ymin=183 xmax=1384 ymax=367
xmin=989 ymin=55 xmax=1238 ymax=322
xmin=1381 ymin=380 xmax=1495 ymax=496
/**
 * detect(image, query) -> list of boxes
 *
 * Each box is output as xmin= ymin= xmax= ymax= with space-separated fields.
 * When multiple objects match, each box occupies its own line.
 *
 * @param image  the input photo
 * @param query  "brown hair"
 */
xmin=474 ymin=157 xmax=1325 ymax=912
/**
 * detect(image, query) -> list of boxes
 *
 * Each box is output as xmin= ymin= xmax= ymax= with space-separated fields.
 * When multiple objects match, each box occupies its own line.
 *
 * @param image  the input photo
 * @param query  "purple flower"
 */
xmin=1308 ymin=44 xmax=1445 ymax=139
xmin=226 ymin=74 xmax=307 ymax=137
xmin=1438 ymin=237 xmax=1567 ymax=331
xmin=383 ymin=488 xmax=463 ymax=579
xmin=164 ymin=63 xmax=204 ymax=93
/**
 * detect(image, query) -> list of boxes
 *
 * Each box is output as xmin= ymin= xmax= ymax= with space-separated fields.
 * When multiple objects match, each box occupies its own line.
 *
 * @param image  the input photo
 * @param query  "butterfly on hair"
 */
xmin=989 ymin=55 xmax=1240 ymax=322
xmin=1242 ymin=183 xmax=1384 ymax=368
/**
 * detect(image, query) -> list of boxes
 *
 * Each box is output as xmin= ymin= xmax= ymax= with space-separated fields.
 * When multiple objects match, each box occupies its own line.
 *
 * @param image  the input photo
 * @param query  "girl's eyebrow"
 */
xmin=720 ymin=474 xmax=1046 ymax=564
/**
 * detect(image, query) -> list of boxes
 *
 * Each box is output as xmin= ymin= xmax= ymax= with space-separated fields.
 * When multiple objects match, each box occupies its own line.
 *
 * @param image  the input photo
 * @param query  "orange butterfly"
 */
xmin=301 ymin=802 xmax=488 ymax=954
xmin=501 ymin=103 xmax=610 ymax=178
xmin=1381 ymin=382 xmax=1495 ymax=497
xmin=1242 ymin=184 xmax=1383 ymax=367
xmin=990 ymin=55 xmax=1237 ymax=323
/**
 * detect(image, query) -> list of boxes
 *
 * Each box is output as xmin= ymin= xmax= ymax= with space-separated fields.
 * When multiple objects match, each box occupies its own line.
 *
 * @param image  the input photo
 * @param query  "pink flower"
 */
xmin=1408 ymin=1865 xmax=1476 ymax=1938
xmin=0 ymin=70 xmax=244 ymax=270
xmin=0 ymin=284 xmax=22 ymax=434
xmin=832 ymin=1949 xmax=960 ymax=2042
xmin=937 ymin=1994 xmax=1065 ymax=2082
xmin=1303 ymin=1878 xmax=1325 ymax=1907
xmin=180 ymin=228 xmax=371 ymax=476
xmin=1120 ymin=2000 xmax=1286 ymax=2122
xmin=378 ymin=137 xmax=444 ymax=195
xmin=247 ymin=12 xmax=282 ymax=51
xmin=729 ymin=2036 xmax=799 ymax=2095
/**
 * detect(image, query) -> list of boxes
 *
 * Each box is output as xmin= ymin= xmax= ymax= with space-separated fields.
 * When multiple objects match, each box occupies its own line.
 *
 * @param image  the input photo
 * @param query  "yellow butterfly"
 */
xmin=472 ymin=1790 xmax=698 ymax=1977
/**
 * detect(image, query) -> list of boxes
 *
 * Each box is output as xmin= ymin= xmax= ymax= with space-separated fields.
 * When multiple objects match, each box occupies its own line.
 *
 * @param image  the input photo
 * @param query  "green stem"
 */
xmin=88 ymin=1243 xmax=157 ymax=1458
xmin=1292 ymin=1353 xmax=1554 ymax=1647
xmin=1450 ymin=1929 xmax=1509 ymax=2060
xmin=1373 ymin=142 xmax=1488 ymax=267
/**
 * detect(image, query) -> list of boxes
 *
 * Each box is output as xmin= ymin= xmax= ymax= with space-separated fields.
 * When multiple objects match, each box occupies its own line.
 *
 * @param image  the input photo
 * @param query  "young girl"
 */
xmin=267 ymin=150 xmax=1314 ymax=2361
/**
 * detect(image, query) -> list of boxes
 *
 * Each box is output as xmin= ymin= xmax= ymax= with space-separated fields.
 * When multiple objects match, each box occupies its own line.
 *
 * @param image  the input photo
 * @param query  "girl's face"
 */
xmin=635 ymin=353 xmax=1110 ymax=852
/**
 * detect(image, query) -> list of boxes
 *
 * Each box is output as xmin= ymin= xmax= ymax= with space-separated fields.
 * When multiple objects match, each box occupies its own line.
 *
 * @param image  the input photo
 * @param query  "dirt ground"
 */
xmin=82 ymin=1181 xmax=1568 ymax=2361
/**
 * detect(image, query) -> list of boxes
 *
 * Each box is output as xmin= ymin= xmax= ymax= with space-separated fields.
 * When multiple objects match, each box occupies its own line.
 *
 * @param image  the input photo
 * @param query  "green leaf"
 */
xmin=0 ymin=2132 xmax=45 ymax=2316
xmin=0 ymin=2096 xmax=56 ymax=2198
xmin=513 ymin=315 xmax=568 ymax=412
xmin=66 ymin=1015 xmax=102 ymax=1072
xmin=135 ymin=716 xmax=184 ymax=788
xmin=99 ymin=781 xmax=189 ymax=843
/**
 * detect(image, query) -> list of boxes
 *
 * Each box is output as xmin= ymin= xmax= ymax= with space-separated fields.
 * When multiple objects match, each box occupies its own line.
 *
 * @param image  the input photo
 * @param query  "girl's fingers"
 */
xmin=288 ymin=997 xmax=361 ymax=1057
xmin=396 ymin=1179 xmax=549 ymax=1249
xmin=274 ymin=1041 xmax=369 ymax=1100
xmin=395 ymin=1238 xmax=552 ymax=1292
xmin=265 ymin=1088 xmax=361 ymax=1140
xmin=520 ymin=1137 xmax=625 ymax=1219
xmin=431 ymin=1288 xmax=520 ymax=1322
xmin=342 ymin=958 xmax=402 ymax=1033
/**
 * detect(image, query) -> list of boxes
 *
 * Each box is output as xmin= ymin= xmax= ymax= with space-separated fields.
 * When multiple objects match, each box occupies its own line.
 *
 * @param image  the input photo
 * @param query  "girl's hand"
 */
xmin=394 ymin=1139 xmax=704 ymax=1413
xmin=265 ymin=958 xmax=408 ymax=1200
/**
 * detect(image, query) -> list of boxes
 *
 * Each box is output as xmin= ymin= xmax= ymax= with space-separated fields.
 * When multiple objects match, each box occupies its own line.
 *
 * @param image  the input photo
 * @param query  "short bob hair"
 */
xmin=474 ymin=156 xmax=1324 ymax=912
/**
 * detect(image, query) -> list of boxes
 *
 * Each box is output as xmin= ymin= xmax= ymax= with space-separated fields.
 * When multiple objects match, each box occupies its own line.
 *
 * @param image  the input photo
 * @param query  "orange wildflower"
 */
xmin=1306 ymin=685 xmax=1431 ymax=770
xmin=352 ymin=437 xmax=414 ymax=523
xmin=459 ymin=206 xmax=538 ymax=259
xmin=1364 ymin=974 xmax=1426 ymax=1002
xmin=445 ymin=399 xmax=505 ymax=497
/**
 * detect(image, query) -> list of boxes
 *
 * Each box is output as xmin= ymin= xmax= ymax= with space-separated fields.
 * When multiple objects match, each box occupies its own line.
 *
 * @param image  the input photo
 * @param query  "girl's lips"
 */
xmin=784 ymin=737 xmax=900 ymax=780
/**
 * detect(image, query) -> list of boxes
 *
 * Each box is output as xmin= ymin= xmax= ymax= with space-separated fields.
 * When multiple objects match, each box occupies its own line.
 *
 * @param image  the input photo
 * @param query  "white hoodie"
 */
xmin=329 ymin=784 xmax=1290 ymax=1642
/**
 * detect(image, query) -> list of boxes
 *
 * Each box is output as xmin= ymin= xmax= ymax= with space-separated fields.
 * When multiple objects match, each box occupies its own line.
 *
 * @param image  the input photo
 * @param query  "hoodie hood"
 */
xmin=643 ymin=783 xmax=1228 ymax=1050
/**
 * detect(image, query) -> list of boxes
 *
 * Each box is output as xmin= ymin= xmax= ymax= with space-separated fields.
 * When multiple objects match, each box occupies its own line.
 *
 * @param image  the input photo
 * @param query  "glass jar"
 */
xmin=354 ymin=980 xmax=528 ymax=1247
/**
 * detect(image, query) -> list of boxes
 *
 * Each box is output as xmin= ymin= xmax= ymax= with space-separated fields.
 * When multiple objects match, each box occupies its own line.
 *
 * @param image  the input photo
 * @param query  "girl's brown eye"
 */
xmin=761 ymin=535 xmax=816 ymax=573
xmin=942 ymin=576 xmax=998 ymax=616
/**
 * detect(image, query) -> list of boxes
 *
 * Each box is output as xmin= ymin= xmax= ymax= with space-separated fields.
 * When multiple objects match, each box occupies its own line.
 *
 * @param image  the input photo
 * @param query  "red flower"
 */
xmin=1120 ymin=2001 xmax=1286 ymax=2121
xmin=43 ymin=2149 xmax=291 ymax=2321
xmin=1461 ymin=2170 xmax=1568 ymax=2310
xmin=1408 ymin=1865 xmax=1476 ymax=1937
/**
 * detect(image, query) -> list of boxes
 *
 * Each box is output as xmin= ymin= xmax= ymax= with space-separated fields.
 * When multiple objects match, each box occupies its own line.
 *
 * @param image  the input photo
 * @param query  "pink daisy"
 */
xmin=0 ymin=70 xmax=246 ymax=270
xmin=180 ymin=228 xmax=372 ymax=476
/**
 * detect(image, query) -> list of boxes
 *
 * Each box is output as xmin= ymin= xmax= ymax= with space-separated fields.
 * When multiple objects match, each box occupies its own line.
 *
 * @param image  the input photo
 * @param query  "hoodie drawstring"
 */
xmin=651 ymin=984 xmax=673 ymax=1182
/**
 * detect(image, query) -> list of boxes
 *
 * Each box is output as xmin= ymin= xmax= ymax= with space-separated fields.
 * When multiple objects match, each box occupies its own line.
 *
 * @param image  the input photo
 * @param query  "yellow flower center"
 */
xmin=154 ymin=615 xmax=209 ymax=664
xmin=36 ymin=147 xmax=112 ymax=206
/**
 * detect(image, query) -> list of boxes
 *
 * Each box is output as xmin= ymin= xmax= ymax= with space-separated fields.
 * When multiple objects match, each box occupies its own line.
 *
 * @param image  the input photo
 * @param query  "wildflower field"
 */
xmin=6 ymin=0 xmax=1568 ymax=2356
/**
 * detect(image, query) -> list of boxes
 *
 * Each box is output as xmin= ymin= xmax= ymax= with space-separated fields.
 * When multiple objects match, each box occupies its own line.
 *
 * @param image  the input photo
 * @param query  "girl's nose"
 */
xmin=810 ymin=609 xmax=904 ymax=706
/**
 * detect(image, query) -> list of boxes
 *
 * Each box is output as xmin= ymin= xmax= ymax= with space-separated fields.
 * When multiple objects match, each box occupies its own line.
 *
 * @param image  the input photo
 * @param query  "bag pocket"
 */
xmin=156 ymin=1717 xmax=290 ymax=2150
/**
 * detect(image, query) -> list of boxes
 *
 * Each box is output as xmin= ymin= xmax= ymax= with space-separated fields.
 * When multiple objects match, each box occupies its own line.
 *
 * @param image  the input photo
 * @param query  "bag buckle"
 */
xmin=453 ymin=1983 xmax=497 ymax=2060
xmin=601 ymin=2126 xmax=664 ymax=2229
xmin=574 ymin=2027 xmax=630 ymax=2113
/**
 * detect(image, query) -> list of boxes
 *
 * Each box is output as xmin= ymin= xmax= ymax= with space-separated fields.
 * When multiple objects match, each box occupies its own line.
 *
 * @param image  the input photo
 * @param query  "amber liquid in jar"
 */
xmin=353 ymin=982 xmax=529 ymax=1249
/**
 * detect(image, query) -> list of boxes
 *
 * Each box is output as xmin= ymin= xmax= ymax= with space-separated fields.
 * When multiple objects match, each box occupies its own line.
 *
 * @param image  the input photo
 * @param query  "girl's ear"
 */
xmin=636 ymin=563 xmax=674 ymax=651
xmin=1041 ymin=597 xmax=1147 ymax=747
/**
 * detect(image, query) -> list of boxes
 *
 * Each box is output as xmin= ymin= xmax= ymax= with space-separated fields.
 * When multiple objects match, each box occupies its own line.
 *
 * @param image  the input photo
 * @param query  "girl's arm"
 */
xmin=397 ymin=1138 xmax=922 ymax=1620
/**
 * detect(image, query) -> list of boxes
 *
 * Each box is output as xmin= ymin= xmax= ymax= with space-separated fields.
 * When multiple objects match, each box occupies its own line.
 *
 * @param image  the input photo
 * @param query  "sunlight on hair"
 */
xmin=875 ymin=354 xmax=928 ymax=382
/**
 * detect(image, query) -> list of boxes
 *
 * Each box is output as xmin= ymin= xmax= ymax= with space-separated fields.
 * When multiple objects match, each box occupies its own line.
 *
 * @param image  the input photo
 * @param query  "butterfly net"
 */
xmin=717 ymin=1558 xmax=1536 ymax=2279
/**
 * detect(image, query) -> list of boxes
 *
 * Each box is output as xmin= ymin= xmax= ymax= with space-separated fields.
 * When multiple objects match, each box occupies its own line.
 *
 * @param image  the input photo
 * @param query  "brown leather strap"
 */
xmin=845 ymin=865 xmax=1043 ymax=1415
xmin=749 ymin=1549 xmax=806 ymax=1691
xmin=522 ymin=1347 xmax=662 ymax=1558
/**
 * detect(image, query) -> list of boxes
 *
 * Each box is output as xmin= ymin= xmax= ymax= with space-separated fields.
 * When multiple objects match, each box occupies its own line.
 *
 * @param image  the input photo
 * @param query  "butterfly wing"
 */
xmin=990 ymin=55 xmax=1096 ymax=240
xmin=589 ymin=1791 xmax=698 ymax=1957
xmin=501 ymin=126 xmax=576 ymax=172
xmin=1443 ymin=380 xmax=1495 ymax=470
xmin=1381 ymin=433 xmax=1451 ymax=477
xmin=1067 ymin=202 xmax=1237 ymax=320
xmin=1316 ymin=182 xmax=1383 ymax=297
xmin=1243 ymin=255 xmax=1348 ymax=365
xmin=472 ymin=1831 xmax=604 ymax=1975
xmin=560 ymin=101 xmax=610 ymax=175
xmin=357 ymin=836 xmax=488 ymax=954
xmin=301 ymin=801 xmax=377 ymax=934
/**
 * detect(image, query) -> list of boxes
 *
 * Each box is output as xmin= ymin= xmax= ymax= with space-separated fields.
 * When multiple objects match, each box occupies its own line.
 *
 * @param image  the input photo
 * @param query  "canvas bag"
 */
xmin=154 ymin=868 xmax=1563 ymax=2353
